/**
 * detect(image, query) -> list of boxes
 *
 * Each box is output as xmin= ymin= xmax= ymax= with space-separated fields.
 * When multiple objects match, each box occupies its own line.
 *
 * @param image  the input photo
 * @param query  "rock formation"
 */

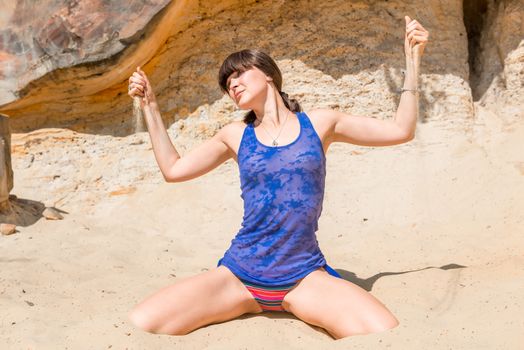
xmin=463 ymin=0 xmax=524 ymax=118
xmin=0 ymin=0 xmax=172 ymax=106
xmin=0 ymin=0 xmax=522 ymax=136
xmin=0 ymin=114 xmax=13 ymax=211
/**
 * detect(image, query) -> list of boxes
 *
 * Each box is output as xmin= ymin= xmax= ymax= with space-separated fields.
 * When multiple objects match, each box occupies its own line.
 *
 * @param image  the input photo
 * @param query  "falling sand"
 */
xmin=133 ymin=96 xmax=145 ymax=133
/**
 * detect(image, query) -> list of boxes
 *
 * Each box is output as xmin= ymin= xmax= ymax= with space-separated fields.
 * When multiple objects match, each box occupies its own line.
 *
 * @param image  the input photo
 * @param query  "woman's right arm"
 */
xmin=129 ymin=67 xmax=233 ymax=182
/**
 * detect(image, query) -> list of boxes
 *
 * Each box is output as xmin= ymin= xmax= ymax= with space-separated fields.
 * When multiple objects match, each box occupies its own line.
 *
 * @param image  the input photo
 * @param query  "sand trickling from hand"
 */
xmin=133 ymin=97 xmax=145 ymax=133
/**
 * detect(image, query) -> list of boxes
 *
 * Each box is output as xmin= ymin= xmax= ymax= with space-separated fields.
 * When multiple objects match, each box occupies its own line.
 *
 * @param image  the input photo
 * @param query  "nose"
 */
xmin=230 ymin=82 xmax=240 ymax=96
xmin=230 ymin=78 xmax=239 ymax=90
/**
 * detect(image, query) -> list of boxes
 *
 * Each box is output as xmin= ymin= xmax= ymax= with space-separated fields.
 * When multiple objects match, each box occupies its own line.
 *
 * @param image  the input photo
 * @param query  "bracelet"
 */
xmin=398 ymin=88 xmax=420 ymax=94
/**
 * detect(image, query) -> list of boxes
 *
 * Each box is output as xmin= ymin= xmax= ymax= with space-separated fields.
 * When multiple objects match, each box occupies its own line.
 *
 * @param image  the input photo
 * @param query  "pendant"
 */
xmin=272 ymin=140 xmax=278 ymax=146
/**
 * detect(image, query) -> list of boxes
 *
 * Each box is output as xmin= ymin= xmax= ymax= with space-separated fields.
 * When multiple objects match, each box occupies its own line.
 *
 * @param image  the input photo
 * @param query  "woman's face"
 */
xmin=226 ymin=66 xmax=271 ymax=109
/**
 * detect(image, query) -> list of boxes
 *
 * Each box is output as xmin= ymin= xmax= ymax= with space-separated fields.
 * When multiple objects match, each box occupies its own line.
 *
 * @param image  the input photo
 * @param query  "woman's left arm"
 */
xmin=317 ymin=16 xmax=429 ymax=147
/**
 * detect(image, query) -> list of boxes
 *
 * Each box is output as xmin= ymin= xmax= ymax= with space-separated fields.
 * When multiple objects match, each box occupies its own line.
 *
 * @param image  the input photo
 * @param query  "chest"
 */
xmin=230 ymin=111 xmax=331 ymax=163
xmin=239 ymin=146 xmax=324 ymax=180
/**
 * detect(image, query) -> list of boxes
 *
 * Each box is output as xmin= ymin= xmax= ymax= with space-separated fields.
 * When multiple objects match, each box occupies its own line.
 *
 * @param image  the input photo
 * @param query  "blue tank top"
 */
xmin=217 ymin=111 xmax=340 ymax=286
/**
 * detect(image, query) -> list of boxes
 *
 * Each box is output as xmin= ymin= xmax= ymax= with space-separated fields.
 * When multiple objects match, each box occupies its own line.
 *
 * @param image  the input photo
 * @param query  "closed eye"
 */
xmin=227 ymin=70 xmax=247 ymax=90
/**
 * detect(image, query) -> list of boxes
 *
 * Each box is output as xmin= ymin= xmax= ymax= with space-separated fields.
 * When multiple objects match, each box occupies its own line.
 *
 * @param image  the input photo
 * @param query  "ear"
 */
xmin=266 ymin=76 xmax=273 ymax=82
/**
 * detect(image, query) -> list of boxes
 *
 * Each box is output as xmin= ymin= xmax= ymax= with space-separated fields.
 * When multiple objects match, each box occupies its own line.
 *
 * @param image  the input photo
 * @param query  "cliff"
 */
xmin=0 ymin=0 xmax=522 ymax=136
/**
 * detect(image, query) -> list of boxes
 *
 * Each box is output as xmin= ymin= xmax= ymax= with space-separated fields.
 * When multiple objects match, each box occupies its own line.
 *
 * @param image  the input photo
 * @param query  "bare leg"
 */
xmin=129 ymin=265 xmax=262 ymax=335
xmin=282 ymin=268 xmax=399 ymax=339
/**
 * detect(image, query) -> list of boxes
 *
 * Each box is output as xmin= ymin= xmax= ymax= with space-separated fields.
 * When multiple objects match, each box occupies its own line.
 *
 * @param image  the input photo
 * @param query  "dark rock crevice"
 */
xmin=463 ymin=0 xmax=489 ymax=101
xmin=462 ymin=0 xmax=523 ymax=103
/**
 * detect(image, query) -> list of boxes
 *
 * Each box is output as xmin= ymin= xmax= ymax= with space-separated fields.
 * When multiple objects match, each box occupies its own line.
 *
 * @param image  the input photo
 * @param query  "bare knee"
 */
xmin=333 ymin=312 xmax=399 ymax=339
xmin=128 ymin=306 xmax=188 ymax=336
xmin=128 ymin=307 xmax=160 ymax=334
xmin=366 ymin=311 xmax=399 ymax=334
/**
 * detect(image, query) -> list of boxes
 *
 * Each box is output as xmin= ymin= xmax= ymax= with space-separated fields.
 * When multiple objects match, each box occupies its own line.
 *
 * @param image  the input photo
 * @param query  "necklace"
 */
xmin=255 ymin=110 xmax=291 ymax=146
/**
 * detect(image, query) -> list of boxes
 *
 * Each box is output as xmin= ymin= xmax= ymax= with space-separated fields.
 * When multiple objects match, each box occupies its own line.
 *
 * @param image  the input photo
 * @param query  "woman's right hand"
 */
xmin=128 ymin=66 xmax=157 ymax=107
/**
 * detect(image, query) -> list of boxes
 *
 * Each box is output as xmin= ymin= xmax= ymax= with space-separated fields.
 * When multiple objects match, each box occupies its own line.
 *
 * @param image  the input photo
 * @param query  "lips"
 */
xmin=235 ymin=90 xmax=244 ymax=100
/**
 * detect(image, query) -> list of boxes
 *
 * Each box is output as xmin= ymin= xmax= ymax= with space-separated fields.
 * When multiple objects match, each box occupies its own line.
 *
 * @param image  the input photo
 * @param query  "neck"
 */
xmin=252 ymin=87 xmax=291 ymax=128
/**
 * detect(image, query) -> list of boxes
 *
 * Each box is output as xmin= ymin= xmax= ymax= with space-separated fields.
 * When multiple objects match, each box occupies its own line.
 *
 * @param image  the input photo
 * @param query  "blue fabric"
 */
xmin=217 ymin=111 xmax=340 ymax=286
xmin=323 ymin=263 xmax=341 ymax=278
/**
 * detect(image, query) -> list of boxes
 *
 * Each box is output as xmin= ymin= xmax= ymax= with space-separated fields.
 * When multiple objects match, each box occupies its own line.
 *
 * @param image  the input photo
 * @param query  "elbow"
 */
xmin=404 ymin=133 xmax=415 ymax=142
xmin=162 ymin=171 xmax=178 ymax=183
xmin=394 ymin=123 xmax=415 ymax=144
xmin=401 ymin=130 xmax=415 ymax=143
xmin=163 ymin=172 xmax=189 ymax=183
xmin=163 ymin=175 xmax=174 ymax=183
xmin=164 ymin=175 xmax=181 ymax=183
xmin=162 ymin=159 xmax=182 ymax=183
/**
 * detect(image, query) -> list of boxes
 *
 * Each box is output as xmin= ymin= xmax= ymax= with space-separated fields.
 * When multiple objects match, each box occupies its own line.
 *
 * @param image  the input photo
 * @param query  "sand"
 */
xmin=1 ymin=107 xmax=523 ymax=349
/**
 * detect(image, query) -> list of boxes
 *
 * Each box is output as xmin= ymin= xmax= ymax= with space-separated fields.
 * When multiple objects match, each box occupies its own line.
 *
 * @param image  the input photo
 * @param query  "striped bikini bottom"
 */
xmin=240 ymin=278 xmax=300 ymax=312
xmin=234 ymin=266 xmax=339 ymax=312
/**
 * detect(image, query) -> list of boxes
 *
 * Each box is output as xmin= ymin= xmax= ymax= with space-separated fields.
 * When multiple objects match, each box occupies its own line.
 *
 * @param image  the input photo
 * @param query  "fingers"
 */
xmin=408 ymin=30 xmax=429 ymax=46
xmin=136 ymin=66 xmax=149 ymax=86
xmin=408 ymin=23 xmax=428 ymax=37
xmin=129 ymin=76 xmax=145 ymax=87
xmin=137 ymin=66 xmax=150 ymax=105
xmin=129 ymin=85 xmax=144 ymax=95
xmin=128 ymin=78 xmax=145 ymax=98
xmin=128 ymin=66 xmax=148 ymax=98
xmin=128 ymin=86 xmax=144 ymax=99
xmin=404 ymin=16 xmax=429 ymax=49
xmin=405 ymin=16 xmax=426 ymax=30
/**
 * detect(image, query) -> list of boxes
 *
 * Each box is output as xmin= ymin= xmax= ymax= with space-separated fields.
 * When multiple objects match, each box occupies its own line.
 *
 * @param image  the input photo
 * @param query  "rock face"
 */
xmin=0 ymin=0 xmax=171 ymax=106
xmin=0 ymin=0 xmax=522 ymax=136
xmin=464 ymin=0 xmax=524 ymax=119
xmin=0 ymin=114 xmax=13 ymax=210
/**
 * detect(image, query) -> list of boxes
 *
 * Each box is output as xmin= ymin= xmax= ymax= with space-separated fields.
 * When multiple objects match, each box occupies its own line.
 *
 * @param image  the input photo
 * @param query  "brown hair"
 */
xmin=218 ymin=49 xmax=302 ymax=124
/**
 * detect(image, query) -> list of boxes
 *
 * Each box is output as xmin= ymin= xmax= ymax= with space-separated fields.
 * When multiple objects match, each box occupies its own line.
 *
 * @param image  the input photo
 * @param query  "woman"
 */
xmin=127 ymin=16 xmax=429 ymax=339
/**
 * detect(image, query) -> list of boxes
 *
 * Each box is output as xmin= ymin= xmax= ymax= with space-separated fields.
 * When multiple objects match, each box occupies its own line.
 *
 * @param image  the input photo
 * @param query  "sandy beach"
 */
xmin=1 ymin=104 xmax=523 ymax=349
xmin=1 ymin=1 xmax=523 ymax=347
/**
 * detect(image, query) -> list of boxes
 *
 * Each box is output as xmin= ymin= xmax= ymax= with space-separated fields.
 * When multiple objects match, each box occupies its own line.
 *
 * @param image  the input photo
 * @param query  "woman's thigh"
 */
xmin=129 ymin=265 xmax=262 ymax=335
xmin=282 ymin=268 xmax=399 ymax=339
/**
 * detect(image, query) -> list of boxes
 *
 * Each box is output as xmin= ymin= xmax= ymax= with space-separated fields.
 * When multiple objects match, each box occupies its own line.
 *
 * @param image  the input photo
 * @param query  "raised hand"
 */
xmin=128 ymin=66 xmax=157 ymax=107
xmin=404 ymin=16 xmax=429 ymax=59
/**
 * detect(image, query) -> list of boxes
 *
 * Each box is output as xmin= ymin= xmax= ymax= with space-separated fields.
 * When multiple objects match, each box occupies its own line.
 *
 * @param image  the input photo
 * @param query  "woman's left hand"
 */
xmin=404 ymin=16 xmax=429 ymax=58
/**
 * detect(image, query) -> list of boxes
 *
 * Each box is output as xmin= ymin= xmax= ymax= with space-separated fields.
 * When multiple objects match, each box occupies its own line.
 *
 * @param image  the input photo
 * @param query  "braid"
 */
xmin=278 ymin=90 xmax=302 ymax=113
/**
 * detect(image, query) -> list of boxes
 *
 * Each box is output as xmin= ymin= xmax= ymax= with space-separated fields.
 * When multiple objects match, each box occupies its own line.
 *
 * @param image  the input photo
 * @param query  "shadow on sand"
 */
xmin=335 ymin=263 xmax=467 ymax=291
xmin=0 ymin=196 xmax=68 ymax=227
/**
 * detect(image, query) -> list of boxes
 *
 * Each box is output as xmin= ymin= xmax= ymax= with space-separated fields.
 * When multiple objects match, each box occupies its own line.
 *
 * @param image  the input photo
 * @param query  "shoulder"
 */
xmin=213 ymin=120 xmax=244 ymax=137
xmin=303 ymin=109 xmax=339 ymax=145
xmin=307 ymin=108 xmax=333 ymax=118
xmin=218 ymin=120 xmax=247 ymax=139
xmin=305 ymin=108 xmax=361 ymax=145
xmin=215 ymin=120 xmax=248 ymax=155
xmin=306 ymin=108 xmax=341 ymax=121
xmin=304 ymin=108 xmax=339 ymax=131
